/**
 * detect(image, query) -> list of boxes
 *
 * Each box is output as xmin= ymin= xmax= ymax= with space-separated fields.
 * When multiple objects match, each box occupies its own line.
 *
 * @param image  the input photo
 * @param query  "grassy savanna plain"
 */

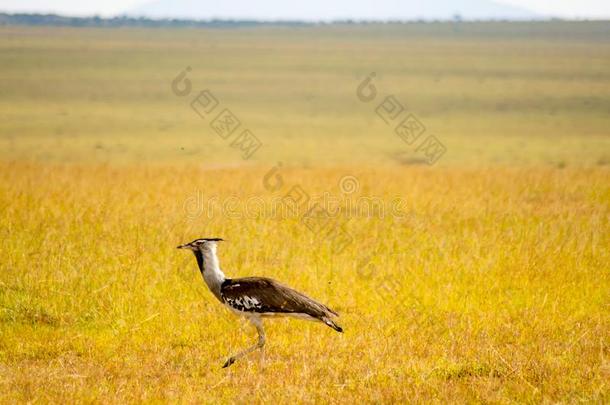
xmin=0 ymin=22 xmax=609 ymax=403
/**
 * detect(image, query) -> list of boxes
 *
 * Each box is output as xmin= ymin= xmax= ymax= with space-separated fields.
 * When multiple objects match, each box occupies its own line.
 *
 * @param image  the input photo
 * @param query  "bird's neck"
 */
xmin=193 ymin=247 xmax=226 ymax=302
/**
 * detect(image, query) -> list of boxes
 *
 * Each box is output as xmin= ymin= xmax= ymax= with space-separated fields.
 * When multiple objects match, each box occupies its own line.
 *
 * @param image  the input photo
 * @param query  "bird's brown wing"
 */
xmin=220 ymin=277 xmax=338 ymax=319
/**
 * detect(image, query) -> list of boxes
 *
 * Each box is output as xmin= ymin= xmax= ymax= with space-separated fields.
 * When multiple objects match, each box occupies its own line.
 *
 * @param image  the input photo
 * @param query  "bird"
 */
xmin=177 ymin=237 xmax=343 ymax=368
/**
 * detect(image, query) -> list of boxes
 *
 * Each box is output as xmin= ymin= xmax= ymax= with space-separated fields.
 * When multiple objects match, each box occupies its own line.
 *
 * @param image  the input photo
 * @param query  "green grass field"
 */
xmin=0 ymin=22 xmax=609 ymax=403
xmin=1 ymin=22 xmax=609 ymax=166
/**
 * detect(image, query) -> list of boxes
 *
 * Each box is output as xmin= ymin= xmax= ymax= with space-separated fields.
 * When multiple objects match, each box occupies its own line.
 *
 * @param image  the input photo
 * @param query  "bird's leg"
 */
xmin=222 ymin=317 xmax=265 ymax=368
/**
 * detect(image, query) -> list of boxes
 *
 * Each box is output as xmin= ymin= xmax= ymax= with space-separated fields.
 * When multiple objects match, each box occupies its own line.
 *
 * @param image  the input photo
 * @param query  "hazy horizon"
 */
xmin=0 ymin=0 xmax=609 ymax=20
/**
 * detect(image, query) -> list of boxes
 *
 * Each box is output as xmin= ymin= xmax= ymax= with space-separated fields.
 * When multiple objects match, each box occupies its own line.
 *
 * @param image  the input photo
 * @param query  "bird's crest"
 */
xmin=177 ymin=237 xmax=224 ymax=250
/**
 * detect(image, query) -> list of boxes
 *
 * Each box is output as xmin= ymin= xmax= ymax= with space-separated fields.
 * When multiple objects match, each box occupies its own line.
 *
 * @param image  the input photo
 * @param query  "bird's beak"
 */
xmin=176 ymin=244 xmax=187 ymax=249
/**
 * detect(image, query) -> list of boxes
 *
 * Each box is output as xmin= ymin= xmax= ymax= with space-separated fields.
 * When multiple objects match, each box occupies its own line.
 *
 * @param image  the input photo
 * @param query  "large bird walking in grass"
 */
xmin=177 ymin=237 xmax=343 ymax=368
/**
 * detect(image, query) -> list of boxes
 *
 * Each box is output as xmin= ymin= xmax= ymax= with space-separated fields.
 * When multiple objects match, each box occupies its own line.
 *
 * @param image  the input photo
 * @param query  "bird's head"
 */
xmin=177 ymin=238 xmax=224 ymax=253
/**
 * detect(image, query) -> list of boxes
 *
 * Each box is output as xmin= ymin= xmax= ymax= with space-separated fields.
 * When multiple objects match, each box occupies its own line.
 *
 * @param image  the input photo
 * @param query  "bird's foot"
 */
xmin=222 ymin=357 xmax=235 ymax=368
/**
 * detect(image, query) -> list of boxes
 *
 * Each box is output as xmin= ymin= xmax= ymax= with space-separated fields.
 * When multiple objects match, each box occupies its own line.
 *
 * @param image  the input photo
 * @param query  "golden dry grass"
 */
xmin=1 ymin=162 xmax=608 ymax=403
xmin=1 ymin=22 xmax=609 ymax=403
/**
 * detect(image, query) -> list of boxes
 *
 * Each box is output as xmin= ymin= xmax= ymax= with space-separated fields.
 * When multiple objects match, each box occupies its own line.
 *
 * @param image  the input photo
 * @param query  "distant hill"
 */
xmin=127 ymin=0 xmax=541 ymax=21
xmin=0 ymin=13 xmax=305 ymax=28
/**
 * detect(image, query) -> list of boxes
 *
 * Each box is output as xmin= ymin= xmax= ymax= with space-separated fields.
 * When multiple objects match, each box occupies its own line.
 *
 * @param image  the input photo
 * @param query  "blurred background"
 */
xmin=1 ymin=1 xmax=609 ymax=167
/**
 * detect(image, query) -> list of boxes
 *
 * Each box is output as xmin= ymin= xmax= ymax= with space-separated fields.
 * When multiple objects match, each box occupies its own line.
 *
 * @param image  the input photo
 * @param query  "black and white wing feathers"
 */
xmin=220 ymin=277 xmax=342 ymax=332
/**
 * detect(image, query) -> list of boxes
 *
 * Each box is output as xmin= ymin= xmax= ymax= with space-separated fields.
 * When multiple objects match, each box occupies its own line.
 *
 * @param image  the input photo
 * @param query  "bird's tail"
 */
xmin=321 ymin=317 xmax=343 ymax=333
